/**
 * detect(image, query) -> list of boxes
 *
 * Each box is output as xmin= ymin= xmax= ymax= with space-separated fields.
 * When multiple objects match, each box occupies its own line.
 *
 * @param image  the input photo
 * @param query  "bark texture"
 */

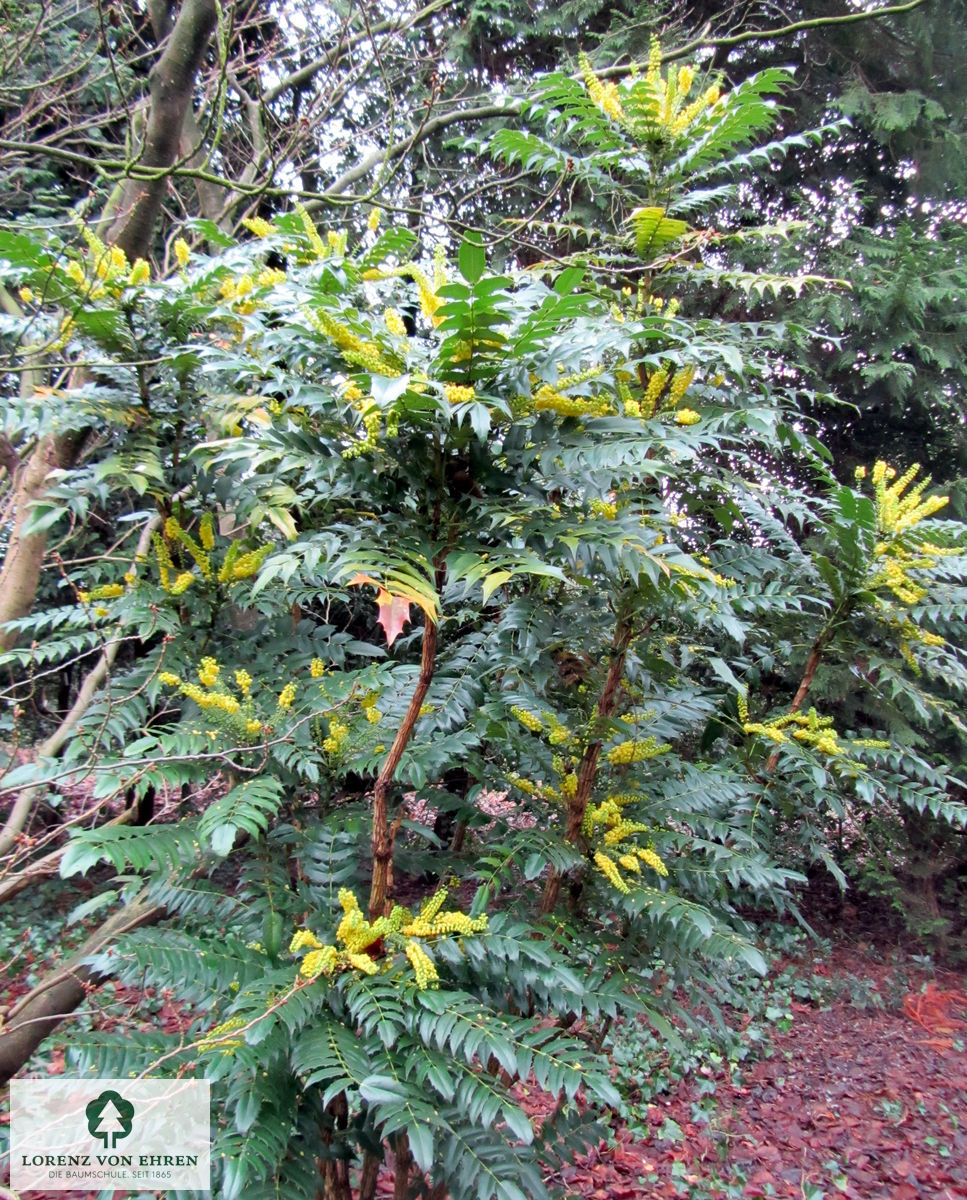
xmin=106 ymin=0 xmax=218 ymax=262
xmin=0 ymin=430 xmax=82 ymax=651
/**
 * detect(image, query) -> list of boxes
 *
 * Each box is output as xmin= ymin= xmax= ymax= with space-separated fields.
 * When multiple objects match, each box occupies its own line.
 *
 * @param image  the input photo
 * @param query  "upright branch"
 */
xmin=541 ymin=614 xmax=635 ymax=914
xmin=368 ymin=611 xmax=439 ymax=922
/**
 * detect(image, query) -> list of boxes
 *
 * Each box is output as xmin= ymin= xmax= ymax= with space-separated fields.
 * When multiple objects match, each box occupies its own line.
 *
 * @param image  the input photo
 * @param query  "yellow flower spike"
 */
xmin=675 ymin=408 xmax=701 ymax=426
xmin=594 ymin=850 xmax=630 ymax=893
xmin=667 ymin=364 xmax=696 ymax=408
xmin=367 ymin=209 xmax=381 ymax=232
xmin=289 ymin=929 xmax=324 ymax=954
xmin=512 ymin=706 xmax=544 ymax=732
xmin=637 ymin=846 xmax=668 ymax=876
xmin=295 ymin=202 xmax=327 ymax=258
xmin=257 ymin=267 xmax=286 ymax=287
xmin=346 ymin=952 xmax=379 ymax=975
xmin=301 ymin=946 xmax=339 ymax=978
xmin=384 ymin=308 xmax=407 ymax=336
xmin=198 ymin=512 xmax=215 ymax=551
xmin=198 ymin=1016 xmax=247 ymax=1054
xmin=309 ymin=658 xmax=325 ymax=678
xmin=405 ymin=940 xmax=439 ymax=989
xmin=242 ymin=217 xmax=275 ymax=238
xmin=606 ymin=737 xmax=672 ymax=765
xmin=443 ymin=382 xmax=476 ymax=404
xmin=128 ymin=258 xmax=150 ymax=286
xmin=419 ymin=889 xmax=448 ymax=923
xmin=642 ymin=364 xmax=670 ymax=417
xmin=234 ymin=668 xmax=252 ymax=695
xmin=198 ymin=657 xmax=219 ymax=687
xmin=174 ymin=238 xmax=191 ymax=269
xmin=277 ymin=682 xmax=297 ymax=710
xmin=170 ymin=571 xmax=195 ymax=596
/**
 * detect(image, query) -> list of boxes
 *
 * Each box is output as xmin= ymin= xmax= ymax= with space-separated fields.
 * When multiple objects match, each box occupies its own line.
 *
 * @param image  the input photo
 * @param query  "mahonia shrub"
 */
xmin=1 ymin=45 xmax=966 ymax=1200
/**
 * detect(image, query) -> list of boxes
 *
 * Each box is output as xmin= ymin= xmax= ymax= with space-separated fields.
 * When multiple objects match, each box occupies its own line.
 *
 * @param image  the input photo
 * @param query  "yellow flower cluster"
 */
xmin=742 ymin=706 xmax=889 ymax=758
xmin=582 ymin=793 xmax=669 ymax=893
xmin=512 ymin=706 xmax=544 ymax=732
xmin=360 ymin=259 xmax=447 ymax=325
xmin=161 ymin=673 xmax=240 ymax=716
xmin=665 ymin=365 xmax=696 ymax=410
xmin=59 ymin=226 xmax=151 ymax=299
xmin=277 ymin=682 xmax=297 ymax=710
xmin=857 ymin=462 xmax=957 ymax=621
xmin=197 ymin=1015 xmax=247 ymax=1055
xmin=343 ymin=406 xmax=382 ymax=459
xmin=594 ymin=850 xmax=630 ymax=893
xmin=322 ymin=718 xmax=349 ymax=755
xmin=580 ymin=55 xmax=624 ymax=122
xmin=641 ymin=364 xmax=670 ymax=416
xmin=675 ymin=408 xmax=701 ymax=426
xmin=174 ymin=238 xmax=191 ymax=268
xmin=257 ymin=267 xmax=286 ymax=288
xmin=241 ymin=216 xmax=276 ymax=239
xmin=302 ymin=946 xmax=340 ymax=978
xmin=590 ymin=498 xmax=618 ymax=520
xmin=405 ymin=940 xmax=438 ymax=988
xmin=582 ymin=40 xmax=720 ymax=143
xmin=198 ymin=656 xmax=219 ymax=687
xmin=530 ymin=367 xmax=610 ymax=420
xmin=367 ymin=209 xmax=381 ymax=232
xmin=443 ymin=382 xmax=476 ymax=404
xmin=217 ymin=542 xmax=272 ymax=583
xmin=305 ymin=307 xmax=400 ymax=378
xmin=384 ymin=307 xmax=407 ymax=336
xmin=199 ymin=512 xmax=215 ymax=551
xmin=310 ymin=658 xmax=325 ymax=678
xmin=605 ymin=736 xmax=671 ymax=765
xmin=295 ymin=202 xmax=327 ymax=258
xmin=872 ymin=460 xmax=948 ymax=536
xmin=547 ymin=713 xmax=571 ymax=745
xmin=77 ymin=582 xmax=126 ymax=603
xmin=159 ymin=660 xmax=271 ymax=739
xmin=159 ymin=515 xmax=214 ymax=591
xmin=288 ymin=887 xmax=486 ymax=991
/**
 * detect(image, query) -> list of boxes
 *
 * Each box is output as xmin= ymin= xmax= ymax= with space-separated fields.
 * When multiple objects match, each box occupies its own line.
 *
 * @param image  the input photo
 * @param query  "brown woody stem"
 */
xmin=392 ymin=1133 xmax=413 ymax=1200
xmin=368 ymin=612 xmax=438 ymax=922
xmin=763 ymin=627 xmax=832 ymax=774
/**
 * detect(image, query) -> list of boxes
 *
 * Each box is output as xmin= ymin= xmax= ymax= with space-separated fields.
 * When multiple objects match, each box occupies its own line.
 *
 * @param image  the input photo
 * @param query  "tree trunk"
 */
xmin=0 ymin=898 xmax=162 ymax=1084
xmin=0 ymin=430 xmax=82 ymax=651
xmin=0 ymin=1 xmax=217 ymax=653
xmin=106 ymin=0 xmax=219 ymax=263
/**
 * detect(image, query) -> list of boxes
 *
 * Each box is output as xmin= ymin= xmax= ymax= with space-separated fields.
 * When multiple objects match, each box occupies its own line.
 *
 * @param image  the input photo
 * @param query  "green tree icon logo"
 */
xmin=85 ymin=1090 xmax=135 ymax=1149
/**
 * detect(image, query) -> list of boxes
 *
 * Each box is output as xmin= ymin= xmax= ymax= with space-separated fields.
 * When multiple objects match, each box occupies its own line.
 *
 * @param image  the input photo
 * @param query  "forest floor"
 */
xmin=2 ymin=894 xmax=966 ymax=1200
